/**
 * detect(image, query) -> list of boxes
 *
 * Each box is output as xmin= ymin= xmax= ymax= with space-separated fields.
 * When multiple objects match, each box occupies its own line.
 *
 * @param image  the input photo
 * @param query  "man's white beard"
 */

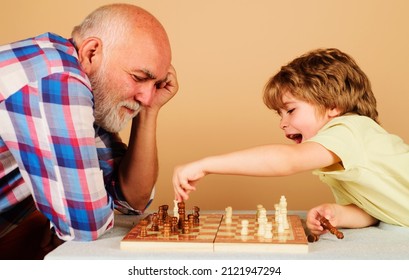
xmin=90 ymin=66 xmax=141 ymax=133
xmin=97 ymin=99 xmax=141 ymax=133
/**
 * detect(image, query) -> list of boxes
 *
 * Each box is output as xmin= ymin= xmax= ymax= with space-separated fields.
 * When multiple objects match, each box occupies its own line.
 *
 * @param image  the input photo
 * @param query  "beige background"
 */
xmin=2 ymin=0 xmax=409 ymax=212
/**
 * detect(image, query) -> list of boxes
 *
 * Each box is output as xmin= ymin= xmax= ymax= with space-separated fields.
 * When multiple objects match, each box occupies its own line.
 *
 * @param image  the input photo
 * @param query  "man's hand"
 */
xmin=150 ymin=65 xmax=178 ymax=111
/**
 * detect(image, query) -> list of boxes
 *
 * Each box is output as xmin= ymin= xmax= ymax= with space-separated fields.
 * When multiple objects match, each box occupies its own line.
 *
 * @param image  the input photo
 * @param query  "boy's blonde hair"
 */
xmin=263 ymin=48 xmax=379 ymax=123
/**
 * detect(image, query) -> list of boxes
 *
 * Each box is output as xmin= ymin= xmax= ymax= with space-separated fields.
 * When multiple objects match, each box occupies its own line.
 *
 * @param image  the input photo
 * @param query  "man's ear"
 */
xmin=77 ymin=37 xmax=103 ymax=75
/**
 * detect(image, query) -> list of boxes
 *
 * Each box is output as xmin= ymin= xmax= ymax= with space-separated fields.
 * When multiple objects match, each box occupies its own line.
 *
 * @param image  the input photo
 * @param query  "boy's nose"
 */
xmin=280 ymin=118 xmax=288 ymax=129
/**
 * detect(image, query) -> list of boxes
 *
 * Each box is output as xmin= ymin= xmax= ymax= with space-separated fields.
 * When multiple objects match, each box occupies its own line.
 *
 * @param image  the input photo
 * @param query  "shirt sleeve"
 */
xmin=95 ymin=128 xmax=155 ymax=215
xmin=3 ymin=73 xmax=114 ymax=241
xmin=306 ymin=118 xmax=367 ymax=171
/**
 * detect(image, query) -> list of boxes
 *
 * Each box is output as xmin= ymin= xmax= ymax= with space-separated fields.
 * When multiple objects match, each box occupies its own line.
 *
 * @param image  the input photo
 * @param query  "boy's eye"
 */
xmin=287 ymin=108 xmax=295 ymax=114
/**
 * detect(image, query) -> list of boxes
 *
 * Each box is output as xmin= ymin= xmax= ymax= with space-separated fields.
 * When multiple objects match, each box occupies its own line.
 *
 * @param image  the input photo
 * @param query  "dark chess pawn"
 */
xmin=307 ymin=233 xmax=319 ymax=243
xmin=162 ymin=204 xmax=169 ymax=219
xmin=178 ymin=201 xmax=185 ymax=210
xmin=188 ymin=214 xmax=194 ymax=229
xmin=178 ymin=204 xmax=186 ymax=230
xmin=150 ymin=213 xmax=159 ymax=231
xmin=193 ymin=206 xmax=200 ymax=226
xmin=171 ymin=217 xmax=179 ymax=234
xmin=139 ymin=219 xmax=148 ymax=237
xmin=182 ymin=219 xmax=190 ymax=234
xmin=318 ymin=215 xmax=344 ymax=239
xmin=163 ymin=221 xmax=171 ymax=237
xmin=158 ymin=205 xmax=165 ymax=226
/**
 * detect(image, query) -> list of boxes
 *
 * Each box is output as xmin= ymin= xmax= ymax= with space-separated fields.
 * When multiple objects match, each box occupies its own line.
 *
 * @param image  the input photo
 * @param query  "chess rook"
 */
xmin=307 ymin=233 xmax=319 ymax=243
xmin=318 ymin=215 xmax=344 ymax=239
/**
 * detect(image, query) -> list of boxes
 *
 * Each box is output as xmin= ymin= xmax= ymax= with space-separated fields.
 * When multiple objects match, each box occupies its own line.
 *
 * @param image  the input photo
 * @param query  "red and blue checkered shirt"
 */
xmin=0 ymin=33 xmax=152 ymax=241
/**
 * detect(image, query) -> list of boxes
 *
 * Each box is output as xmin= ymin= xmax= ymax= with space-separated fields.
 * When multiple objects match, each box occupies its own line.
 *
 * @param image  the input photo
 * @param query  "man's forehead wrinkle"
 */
xmin=146 ymin=69 xmax=169 ymax=84
xmin=141 ymin=68 xmax=156 ymax=79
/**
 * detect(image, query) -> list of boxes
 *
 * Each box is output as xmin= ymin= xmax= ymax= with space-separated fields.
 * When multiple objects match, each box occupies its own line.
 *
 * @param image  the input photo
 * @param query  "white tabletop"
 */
xmin=45 ymin=211 xmax=409 ymax=260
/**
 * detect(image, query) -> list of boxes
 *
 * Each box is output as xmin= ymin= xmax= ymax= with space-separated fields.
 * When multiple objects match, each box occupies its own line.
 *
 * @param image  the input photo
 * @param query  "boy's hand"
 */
xmin=306 ymin=203 xmax=339 ymax=236
xmin=172 ymin=160 xmax=206 ymax=202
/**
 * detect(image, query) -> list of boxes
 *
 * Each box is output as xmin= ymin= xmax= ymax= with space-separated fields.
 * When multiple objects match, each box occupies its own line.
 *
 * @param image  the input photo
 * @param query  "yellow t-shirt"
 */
xmin=307 ymin=115 xmax=409 ymax=226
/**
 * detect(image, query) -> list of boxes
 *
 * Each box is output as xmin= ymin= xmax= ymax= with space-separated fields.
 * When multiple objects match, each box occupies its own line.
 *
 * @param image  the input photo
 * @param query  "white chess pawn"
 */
xmin=274 ymin=204 xmax=280 ymax=223
xmin=173 ymin=200 xmax=179 ymax=219
xmin=257 ymin=208 xmax=267 ymax=224
xmin=277 ymin=214 xmax=284 ymax=233
xmin=258 ymin=216 xmax=268 ymax=226
xmin=264 ymin=222 xmax=273 ymax=239
xmin=225 ymin=206 xmax=233 ymax=224
xmin=279 ymin=196 xmax=289 ymax=229
xmin=256 ymin=204 xmax=264 ymax=219
xmin=279 ymin=195 xmax=287 ymax=209
xmin=283 ymin=215 xmax=289 ymax=230
xmin=257 ymin=221 xmax=266 ymax=236
xmin=241 ymin=219 xmax=249 ymax=236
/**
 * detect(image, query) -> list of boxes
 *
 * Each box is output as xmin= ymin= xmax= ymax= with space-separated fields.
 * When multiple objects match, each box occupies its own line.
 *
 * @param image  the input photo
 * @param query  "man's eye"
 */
xmin=132 ymin=75 xmax=147 ymax=82
xmin=155 ymin=81 xmax=163 ymax=89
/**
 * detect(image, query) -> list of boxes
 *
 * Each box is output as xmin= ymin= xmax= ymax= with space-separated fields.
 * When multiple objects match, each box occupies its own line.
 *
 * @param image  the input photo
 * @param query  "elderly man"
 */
xmin=0 ymin=3 xmax=178 ymax=259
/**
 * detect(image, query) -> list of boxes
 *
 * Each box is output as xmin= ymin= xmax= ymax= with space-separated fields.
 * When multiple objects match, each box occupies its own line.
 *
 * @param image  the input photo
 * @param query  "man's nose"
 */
xmin=135 ymin=83 xmax=156 ymax=106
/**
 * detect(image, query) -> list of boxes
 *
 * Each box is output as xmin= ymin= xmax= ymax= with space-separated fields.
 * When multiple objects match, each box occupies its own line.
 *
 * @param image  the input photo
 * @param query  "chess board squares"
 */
xmin=121 ymin=214 xmax=308 ymax=253
xmin=214 ymin=215 xmax=308 ymax=253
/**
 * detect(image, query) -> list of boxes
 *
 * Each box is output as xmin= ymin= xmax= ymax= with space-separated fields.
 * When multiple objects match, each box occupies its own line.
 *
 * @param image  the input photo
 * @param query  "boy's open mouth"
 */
xmin=286 ymin=134 xmax=303 ymax=144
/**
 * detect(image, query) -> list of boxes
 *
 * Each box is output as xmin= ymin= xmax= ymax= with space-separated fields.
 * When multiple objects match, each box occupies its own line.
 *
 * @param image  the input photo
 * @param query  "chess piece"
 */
xmin=178 ymin=201 xmax=185 ymax=209
xmin=163 ymin=221 xmax=171 ymax=237
xmin=171 ymin=217 xmax=179 ymax=234
xmin=150 ymin=213 xmax=159 ymax=231
xmin=257 ymin=208 xmax=268 ymax=237
xmin=274 ymin=204 xmax=280 ymax=222
xmin=188 ymin=214 xmax=194 ymax=229
xmin=264 ymin=222 xmax=273 ymax=239
xmin=139 ymin=219 xmax=148 ymax=237
xmin=318 ymin=215 xmax=344 ymax=239
xmin=173 ymin=200 xmax=179 ymax=219
xmin=162 ymin=204 xmax=169 ymax=219
xmin=257 ymin=221 xmax=266 ymax=236
xmin=193 ymin=206 xmax=200 ymax=226
xmin=279 ymin=195 xmax=287 ymax=208
xmin=240 ymin=219 xmax=249 ymax=236
xmin=182 ymin=219 xmax=190 ymax=234
xmin=279 ymin=195 xmax=289 ymax=229
xmin=257 ymin=208 xmax=267 ymax=224
xmin=307 ymin=233 xmax=320 ymax=243
xmin=158 ymin=205 xmax=165 ymax=226
xmin=178 ymin=202 xmax=186 ymax=229
xmin=225 ymin=206 xmax=233 ymax=224
xmin=277 ymin=214 xmax=284 ymax=233
xmin=256 ymin=204 xmax=264 ymax=219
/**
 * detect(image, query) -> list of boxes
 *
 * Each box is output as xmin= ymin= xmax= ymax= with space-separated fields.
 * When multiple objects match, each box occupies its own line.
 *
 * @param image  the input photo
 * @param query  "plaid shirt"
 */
xmin=0 ymin=33 xmax=151 ymax=241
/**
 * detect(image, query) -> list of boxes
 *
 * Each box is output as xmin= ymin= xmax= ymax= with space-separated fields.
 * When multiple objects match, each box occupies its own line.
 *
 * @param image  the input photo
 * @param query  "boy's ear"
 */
xmin=328 ymin=107 xmax=342 ymax=118
xmin=77 ymin=37 xmax=103 ymax=75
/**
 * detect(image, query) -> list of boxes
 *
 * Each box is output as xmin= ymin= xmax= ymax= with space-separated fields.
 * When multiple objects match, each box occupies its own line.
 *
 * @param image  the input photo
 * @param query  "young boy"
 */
xmin=173 ymin=48 xmax=409 ymax=237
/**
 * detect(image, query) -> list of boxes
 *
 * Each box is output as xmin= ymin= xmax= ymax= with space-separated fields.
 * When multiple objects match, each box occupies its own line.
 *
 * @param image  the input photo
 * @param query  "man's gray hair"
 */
xmin=71 ymin=4 xmax=130 ymax=53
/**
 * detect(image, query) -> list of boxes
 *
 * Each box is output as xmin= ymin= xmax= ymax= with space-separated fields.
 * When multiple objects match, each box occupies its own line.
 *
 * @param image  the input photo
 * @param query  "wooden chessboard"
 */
xmin=214 ymin=214 xmax=308 ymax=253
xmin=120 ymin=213 xmax=308 ymax=253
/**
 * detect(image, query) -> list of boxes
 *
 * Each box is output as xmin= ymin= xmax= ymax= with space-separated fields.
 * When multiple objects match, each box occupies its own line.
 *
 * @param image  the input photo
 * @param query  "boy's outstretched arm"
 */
xmin=173 ymin=142 xmax=340 ymax=201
